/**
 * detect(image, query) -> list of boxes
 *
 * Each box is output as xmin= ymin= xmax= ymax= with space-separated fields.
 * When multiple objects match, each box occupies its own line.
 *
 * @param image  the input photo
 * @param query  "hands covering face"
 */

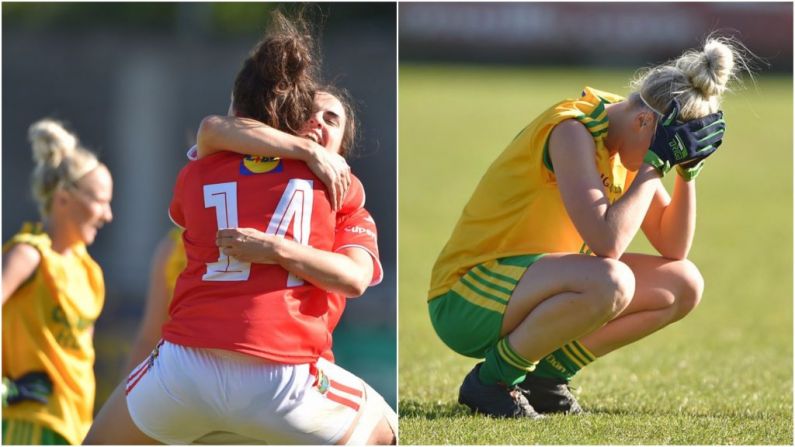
xmin=644 ymin=99 xmax=726 ymax=180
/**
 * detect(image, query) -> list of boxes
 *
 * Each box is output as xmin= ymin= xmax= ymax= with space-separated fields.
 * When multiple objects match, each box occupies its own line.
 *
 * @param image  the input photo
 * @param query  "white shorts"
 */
xmin=125 ymin=340 xmax=389 ymax=445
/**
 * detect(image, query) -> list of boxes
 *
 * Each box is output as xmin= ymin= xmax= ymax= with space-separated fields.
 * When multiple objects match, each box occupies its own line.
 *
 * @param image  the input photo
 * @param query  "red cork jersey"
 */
xmin=164 ymin=152 xmax=372 ymax=364
xmin=321 ymin=207 xmax=383 ymax=362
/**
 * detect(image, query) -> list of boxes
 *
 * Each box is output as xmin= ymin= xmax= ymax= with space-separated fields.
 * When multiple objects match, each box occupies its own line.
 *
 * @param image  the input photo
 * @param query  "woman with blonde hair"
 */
xmin=2 ymin=119 xmax=113 ymax=443
xmin=428 ymin=37 xmax=745 ymax=418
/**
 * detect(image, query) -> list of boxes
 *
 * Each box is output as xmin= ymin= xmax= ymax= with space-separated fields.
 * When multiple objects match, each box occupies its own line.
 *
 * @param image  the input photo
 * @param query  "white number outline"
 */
xmin=202 ymin=179 xmax=314 ymax=286
xmin=202 ymin=182 xmax=251 ymax=281
xmin=265 ymin=179 xmax=314 ymax=287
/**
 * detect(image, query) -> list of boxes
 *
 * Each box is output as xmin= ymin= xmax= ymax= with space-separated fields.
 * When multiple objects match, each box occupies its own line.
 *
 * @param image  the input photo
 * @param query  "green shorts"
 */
xmin=429 ymin=254 xmax=544 ymax=358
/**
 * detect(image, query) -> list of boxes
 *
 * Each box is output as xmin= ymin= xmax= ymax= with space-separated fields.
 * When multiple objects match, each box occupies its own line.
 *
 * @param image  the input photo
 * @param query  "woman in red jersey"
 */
xmin=85 ymin=11 xmax=395 ymax=445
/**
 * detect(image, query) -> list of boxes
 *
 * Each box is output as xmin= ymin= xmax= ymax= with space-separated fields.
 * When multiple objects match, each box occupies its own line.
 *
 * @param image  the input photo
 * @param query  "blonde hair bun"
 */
xmin=631 ymin=34 xmax=753 ymax=121
xmin=28 ymin=119 xmax=78 ymax=167
xmin=676 ymin=38 xmax=736 ymax=98
xmin=27 ymin=118 xmax=100 ymax=217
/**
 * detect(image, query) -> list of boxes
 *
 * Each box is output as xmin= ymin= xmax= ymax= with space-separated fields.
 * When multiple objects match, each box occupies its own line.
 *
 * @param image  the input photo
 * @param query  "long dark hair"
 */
xmin=232 ymin=10 xmax=320 ymax=135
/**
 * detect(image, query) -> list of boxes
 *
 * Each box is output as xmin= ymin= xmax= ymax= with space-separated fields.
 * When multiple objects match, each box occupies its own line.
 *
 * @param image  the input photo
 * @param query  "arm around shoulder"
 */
xmin=196 ymin=115 xmax=315 ymax=161
xmin=2 ymin=243 xmax=41 ymax=304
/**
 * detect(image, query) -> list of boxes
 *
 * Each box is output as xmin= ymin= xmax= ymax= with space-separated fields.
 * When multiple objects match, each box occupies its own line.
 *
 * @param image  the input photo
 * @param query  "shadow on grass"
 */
xmin=400 ymin=399 xmax=780 ymax=423
xmin=583 ymin=405 xmax=776 ymax=421
xmin=399 ymin=399 xmax=471 ymax=419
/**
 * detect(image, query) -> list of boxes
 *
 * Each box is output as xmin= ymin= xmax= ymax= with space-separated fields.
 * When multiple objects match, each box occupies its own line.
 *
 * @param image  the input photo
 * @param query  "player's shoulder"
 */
xmin=350 ymin=174 xmax=364 ymax=193
xmin=4 ymin=224 xmax=50 ymax=254
xmin=4 ymin=240 xmax=42 ymax=264
xmin=338 ymin=174 xmax=366 ymax=214
xmin=179 ymin=151 xmax=247 ymax=182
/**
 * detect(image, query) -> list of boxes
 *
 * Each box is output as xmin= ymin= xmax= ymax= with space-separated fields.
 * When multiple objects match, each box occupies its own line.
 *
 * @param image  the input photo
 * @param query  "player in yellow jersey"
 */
xmin=2 ymin=119 xmax=113 ymax=443
xmin=429 ymin=37 xmax=746 ymax=417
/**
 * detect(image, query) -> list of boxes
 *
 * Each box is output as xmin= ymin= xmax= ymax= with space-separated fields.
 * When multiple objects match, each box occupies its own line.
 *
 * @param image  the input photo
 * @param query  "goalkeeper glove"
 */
xmin=644 ymin=99 xmax=725 ymax=177
xmin=2 ymin=372 xmax=53 ymax=407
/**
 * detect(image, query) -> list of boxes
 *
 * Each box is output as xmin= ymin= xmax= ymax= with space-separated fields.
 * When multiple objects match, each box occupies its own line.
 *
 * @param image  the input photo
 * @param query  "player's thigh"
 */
xmin=429 ymin=254 xmax=545 ymax=358
xmin=502 ymin=253 xmax=635 ymax=335
xmin=617 ymin=253 xmax=704 ymax=316
xmin=341 ymin=378 xmax=397 ymax=445
xmin=82 ymin=381 xmax=159 ymax=445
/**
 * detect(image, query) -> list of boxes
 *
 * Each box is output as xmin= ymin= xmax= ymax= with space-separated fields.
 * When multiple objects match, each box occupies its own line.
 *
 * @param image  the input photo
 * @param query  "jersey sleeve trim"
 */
xmin=186 ymin=145 xmax=198 ymax=161
xmin=334 ymin=244 xmax=383 ymax=286
xmin=168 ymin=209 xmax=185 ymax=229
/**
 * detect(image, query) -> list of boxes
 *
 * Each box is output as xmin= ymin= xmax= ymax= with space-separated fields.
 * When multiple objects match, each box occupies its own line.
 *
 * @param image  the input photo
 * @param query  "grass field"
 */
xmin=398 ymin=65 xmax=793 ymax=444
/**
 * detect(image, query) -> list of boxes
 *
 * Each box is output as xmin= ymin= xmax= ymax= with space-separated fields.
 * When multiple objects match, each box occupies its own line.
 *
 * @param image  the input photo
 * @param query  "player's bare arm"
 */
xmin=197 ymin=115 xmax=351 ymax=211
xmin=641 ymin=176 xmax=697 ymax=259
xmin=216 ymin=227 xmax=373 ymax=297
xmin=550 ymin=119 xmax=660 ymax=259
xmin=2 ymin=243 xmax=41 ymax=304
xmin=197 ymin=115 xmax=318 ymax=160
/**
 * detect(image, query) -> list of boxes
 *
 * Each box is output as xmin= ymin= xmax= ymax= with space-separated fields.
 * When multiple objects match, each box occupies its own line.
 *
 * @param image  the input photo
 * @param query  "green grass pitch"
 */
xmin=398 ymin=65 xmax=793 ymax=444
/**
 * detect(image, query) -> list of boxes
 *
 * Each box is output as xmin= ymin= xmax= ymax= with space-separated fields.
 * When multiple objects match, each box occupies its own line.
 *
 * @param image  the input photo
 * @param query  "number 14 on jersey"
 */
xmin=202 ymin=179 xmax=313 ymax=286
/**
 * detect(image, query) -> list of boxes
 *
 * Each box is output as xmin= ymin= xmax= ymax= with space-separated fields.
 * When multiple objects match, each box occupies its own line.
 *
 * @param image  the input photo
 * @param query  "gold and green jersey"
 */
xmin=163 ymin=226 xmax=186 ymax=296
xmin=2 ymin=223 xmax=105 ymax=445
xmin=429 ymin=87 xmax=637 ymax=299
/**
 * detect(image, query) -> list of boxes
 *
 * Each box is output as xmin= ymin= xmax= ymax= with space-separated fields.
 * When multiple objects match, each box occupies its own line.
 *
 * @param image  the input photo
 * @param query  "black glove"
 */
xmin=2 ymin=372 xmax=53 ymax=406
xmin=644 ymin=99 xmax=725 ymax=176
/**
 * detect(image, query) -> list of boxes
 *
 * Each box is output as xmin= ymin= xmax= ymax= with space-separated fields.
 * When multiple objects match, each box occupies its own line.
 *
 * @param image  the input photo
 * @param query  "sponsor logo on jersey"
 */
xmin=240 ymin=156 xmax=283 ymax=175
xmin=600 ymin=173 xmax=623 ymax=197
xmin=345 ymin=225 xmax=376 ymax=239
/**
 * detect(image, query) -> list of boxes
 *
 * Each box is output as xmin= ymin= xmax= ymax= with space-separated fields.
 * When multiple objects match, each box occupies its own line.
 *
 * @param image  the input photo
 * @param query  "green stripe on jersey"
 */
xmin=475 ymin=264 xmax=519 ymax=286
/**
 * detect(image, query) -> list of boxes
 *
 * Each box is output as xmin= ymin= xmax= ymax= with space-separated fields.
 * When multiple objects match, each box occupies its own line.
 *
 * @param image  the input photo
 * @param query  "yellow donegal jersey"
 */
xmin=162 ymin=227 xmax=186 ymax=295
xmin=2 ymin=223 xmax=105 ymax=445
xmin=429 ymin=87 xmax=637 ymax=299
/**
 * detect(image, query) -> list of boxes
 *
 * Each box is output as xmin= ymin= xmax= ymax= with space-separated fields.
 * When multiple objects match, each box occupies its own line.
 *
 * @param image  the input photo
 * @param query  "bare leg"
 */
xmin=502 ymin=253 xmax=635 ymax=361
xmin=580 ymin=253 xmax=704 ymax=356
xmin=83 ymin=381 xmax=160 ymax=445
xmin=366 ymin=417 xmax=397 ymax=445
xmin=336 ymin=380 xmax=397 ymax=445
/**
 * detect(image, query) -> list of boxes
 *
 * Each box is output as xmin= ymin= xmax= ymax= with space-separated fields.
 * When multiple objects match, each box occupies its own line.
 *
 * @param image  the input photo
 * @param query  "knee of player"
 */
xmin=674 ymin=259 xmax=704 ymax=317
xmin=368 ymin=416 xmax=397 ymax=445
xmin=594 ymin=258 xmax=635 ymax=317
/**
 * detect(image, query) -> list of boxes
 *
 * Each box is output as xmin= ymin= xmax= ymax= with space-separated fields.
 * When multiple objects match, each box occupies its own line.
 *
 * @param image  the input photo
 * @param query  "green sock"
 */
xmin=478 ymin=337 xmax=537 ymax=386
xmin=530 ymin=340 xmax=596 ymax=381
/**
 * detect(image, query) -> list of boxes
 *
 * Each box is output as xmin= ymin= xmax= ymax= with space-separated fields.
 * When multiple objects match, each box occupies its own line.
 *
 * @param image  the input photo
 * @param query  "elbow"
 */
xmin=659 ymin=246 xmax=690 ymax=261
xmin=587 ymin=241 xmax=623 ymax=260
xmin=343 ymin=282 xmax=369 ymax=298
xmin=197 ymin=115 xmax=224 ymax=148
xmin=653 ymin=236 xmax=692 ymax=260
xmin=591 ymin=249 xmax=621 ymax=260
xmin=340 ymin=275 xmax=370 ymax=298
